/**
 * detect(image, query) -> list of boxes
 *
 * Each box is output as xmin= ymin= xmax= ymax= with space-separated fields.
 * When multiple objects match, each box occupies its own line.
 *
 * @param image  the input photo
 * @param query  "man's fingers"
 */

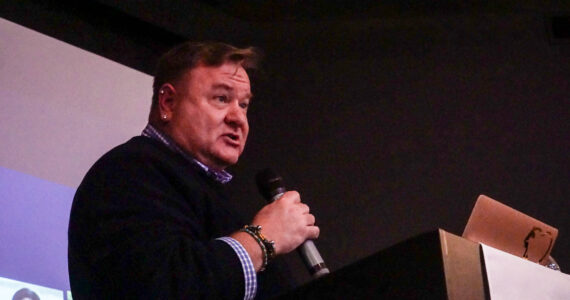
xmin=299 ymin=203 xmax=310 ymax=214
xmin=279 ymin=191 xmax=300 ymax=203
xmin=308 ymin=225 xmax=320 ymax=240
xmin=290 ymin=191 xmax=301 ymax=203
xmin=306 ymin=213 xmax=315 ymax=226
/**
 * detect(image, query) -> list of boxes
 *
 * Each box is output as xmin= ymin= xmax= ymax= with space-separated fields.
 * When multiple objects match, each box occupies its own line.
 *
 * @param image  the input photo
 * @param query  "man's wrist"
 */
xmin=240 ymin=225 xmax=276 ymax=271
xmin=230 ymin=231 xmax=264 ymax=271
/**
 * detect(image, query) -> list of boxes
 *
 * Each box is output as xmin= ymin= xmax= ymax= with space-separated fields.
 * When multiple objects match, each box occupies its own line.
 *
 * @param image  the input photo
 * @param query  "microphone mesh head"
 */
xmin=255 ymin=168 xmax=286 ymax=200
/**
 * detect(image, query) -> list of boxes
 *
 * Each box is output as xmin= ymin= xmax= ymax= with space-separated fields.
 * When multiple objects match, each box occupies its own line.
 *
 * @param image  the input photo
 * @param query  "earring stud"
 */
xmin=162 ymin=115 xmax=167 ymax=120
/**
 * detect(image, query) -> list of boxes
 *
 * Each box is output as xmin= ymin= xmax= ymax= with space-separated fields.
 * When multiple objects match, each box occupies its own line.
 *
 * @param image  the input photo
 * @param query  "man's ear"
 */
xmin=157 ymin=83 xmax=176 ymax=122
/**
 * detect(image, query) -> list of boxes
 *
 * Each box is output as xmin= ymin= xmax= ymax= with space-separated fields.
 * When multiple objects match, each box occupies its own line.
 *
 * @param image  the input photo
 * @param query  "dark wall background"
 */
xmin=3 ymin=0 xmax=568 ymax=285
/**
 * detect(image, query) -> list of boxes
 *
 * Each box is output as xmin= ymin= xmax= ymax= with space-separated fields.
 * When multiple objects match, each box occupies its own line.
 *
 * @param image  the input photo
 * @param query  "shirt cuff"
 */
xmin=216 ymin=237 xmax=257 ymax=300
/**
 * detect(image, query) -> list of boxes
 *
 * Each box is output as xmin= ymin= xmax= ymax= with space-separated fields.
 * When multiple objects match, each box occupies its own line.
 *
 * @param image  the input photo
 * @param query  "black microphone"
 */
xmin=256 ymin=168 xmax=330 ymax=278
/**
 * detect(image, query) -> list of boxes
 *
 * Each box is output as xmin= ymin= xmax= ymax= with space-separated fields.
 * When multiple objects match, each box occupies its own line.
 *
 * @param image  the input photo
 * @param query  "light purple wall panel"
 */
xmin=0 ymin=166 xmax=74 ymax=290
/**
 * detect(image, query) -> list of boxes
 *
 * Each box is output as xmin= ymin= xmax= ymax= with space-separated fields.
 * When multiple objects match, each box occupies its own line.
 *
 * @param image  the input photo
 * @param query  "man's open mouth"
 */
xmin=224 ymin=133 xmax=239 ymax=141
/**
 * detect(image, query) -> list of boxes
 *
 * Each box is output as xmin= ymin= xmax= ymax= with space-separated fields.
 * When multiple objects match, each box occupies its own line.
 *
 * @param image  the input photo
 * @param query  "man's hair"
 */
xmin=151 ymin=41 xmax=260 ymax=109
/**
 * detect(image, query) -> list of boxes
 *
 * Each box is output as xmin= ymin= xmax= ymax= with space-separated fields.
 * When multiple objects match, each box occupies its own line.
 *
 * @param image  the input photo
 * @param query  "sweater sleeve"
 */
xmin=68 ymin=140 xmax=252 ymax=299
xmin=217 ymin=237 xmax=257 ymax=299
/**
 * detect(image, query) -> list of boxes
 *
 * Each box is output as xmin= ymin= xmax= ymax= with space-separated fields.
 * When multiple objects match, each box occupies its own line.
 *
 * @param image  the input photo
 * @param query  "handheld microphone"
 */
xmin=255 ymin=168 xmax=330 ymax=278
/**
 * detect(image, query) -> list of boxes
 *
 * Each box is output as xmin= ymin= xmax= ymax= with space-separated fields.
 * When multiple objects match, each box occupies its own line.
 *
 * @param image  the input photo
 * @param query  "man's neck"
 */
xmin=142 ymin=123 xmax=233 ymax=184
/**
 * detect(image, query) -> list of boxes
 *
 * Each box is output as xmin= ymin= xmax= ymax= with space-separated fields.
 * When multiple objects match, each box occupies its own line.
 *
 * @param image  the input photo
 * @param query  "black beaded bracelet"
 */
xmin=241 ymin=225 xmax=276 ymax=271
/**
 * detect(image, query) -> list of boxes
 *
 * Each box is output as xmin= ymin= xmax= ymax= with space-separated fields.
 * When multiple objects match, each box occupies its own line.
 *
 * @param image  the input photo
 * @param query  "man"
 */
xmin=68 ymin=42 xmax=319 ymax=299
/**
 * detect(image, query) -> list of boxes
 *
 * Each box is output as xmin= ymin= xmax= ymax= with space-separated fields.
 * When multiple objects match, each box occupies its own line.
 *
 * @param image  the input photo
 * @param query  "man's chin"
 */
xmin=211 ymin=153 xmax=240 ymax=170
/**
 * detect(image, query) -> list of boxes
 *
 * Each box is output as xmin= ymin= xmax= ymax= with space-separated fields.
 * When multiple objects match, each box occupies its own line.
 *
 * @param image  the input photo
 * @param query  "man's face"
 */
xmin=167 ymin=62 xmax=251 ymax=170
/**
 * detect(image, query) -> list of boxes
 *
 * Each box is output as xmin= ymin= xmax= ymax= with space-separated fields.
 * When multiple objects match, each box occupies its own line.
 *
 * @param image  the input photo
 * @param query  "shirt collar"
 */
xmin=142 ymin=123 xmax=233 ymax=184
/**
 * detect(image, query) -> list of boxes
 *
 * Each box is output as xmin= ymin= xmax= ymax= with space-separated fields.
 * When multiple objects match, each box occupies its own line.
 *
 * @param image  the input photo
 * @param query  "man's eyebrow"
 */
xmin=211 ymin=83 xmax=233 ymax=91
xmin=211 ymin=83 xmax=253 ymax=100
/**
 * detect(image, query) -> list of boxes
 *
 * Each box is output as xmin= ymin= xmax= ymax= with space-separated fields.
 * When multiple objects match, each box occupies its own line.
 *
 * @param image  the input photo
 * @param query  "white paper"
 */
xmin=481 ymin=244 xmax=570 ymax=299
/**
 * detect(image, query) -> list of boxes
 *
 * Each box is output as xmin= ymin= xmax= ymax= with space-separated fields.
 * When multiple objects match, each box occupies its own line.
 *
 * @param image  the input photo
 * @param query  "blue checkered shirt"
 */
xmin=142 ymin=123 xmax=257 ymax=300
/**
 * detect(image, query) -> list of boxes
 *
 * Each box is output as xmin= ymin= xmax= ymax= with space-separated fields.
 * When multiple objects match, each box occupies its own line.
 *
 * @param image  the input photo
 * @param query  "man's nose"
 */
xmin=225 ymin=102 xmax=247 ymax=127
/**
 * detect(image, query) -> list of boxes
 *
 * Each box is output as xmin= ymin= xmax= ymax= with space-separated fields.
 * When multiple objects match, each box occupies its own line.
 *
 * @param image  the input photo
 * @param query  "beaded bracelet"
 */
xmin=240 ymin=225 xmax=276 ymax=271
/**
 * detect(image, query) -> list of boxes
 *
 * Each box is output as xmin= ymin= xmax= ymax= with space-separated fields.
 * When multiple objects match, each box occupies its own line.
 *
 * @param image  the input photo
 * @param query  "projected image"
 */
xmin=0 ymin=17 xmax=150 ymax=300
xmin=0 ymin=277 xmax=63 ymax=300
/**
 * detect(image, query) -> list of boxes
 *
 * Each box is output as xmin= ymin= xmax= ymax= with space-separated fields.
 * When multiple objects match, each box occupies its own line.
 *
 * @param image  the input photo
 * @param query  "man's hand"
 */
xmin=251 ymin=191 xmax=319 ymax=255
xmin=230 ymin=191 xmax=319 ymax=271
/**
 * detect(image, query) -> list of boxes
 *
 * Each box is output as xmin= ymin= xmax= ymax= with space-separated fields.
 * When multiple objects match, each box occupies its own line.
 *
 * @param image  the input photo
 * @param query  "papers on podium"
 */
xmin=481 ymin=244 xmax=570 ymax=299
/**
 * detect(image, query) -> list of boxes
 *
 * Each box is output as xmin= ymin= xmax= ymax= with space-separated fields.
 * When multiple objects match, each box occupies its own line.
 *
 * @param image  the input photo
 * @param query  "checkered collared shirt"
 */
xmin=142 ymin=123 xmax=257 ymax=300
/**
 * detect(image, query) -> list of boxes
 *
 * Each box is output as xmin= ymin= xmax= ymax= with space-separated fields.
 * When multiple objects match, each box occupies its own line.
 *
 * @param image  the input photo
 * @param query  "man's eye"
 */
xmin=215 ymin=95 xmax=229 ymax=102
xmin=239 ymin=102 xmax=249 ymax=109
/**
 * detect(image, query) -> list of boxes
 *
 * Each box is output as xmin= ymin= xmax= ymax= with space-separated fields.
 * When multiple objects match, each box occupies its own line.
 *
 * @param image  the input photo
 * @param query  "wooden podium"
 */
xmin=277 ymin=229 xmax=486 ymax=299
